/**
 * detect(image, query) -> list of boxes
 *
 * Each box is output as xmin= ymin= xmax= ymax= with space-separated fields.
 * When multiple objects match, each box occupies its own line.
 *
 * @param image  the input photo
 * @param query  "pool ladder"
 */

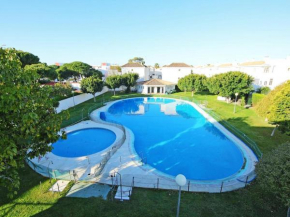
xmin=139 ymin=152 xmax=147 ymax=165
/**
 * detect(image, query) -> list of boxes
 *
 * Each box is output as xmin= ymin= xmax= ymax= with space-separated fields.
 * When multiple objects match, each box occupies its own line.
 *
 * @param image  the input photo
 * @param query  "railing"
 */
xmin=162 ymin=95 xmax=263 ymax=159
xmin=107 ymin=172 xmax=255 ymax=193
xmin=26 ymin=158 xmax=86 ymax=182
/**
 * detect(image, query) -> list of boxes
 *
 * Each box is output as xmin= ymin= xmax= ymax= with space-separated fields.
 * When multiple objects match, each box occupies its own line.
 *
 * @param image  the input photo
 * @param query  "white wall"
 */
xmin=161 ymin=67 xmax=193 ymax=84
xmin=56 ymin=87 xmax=108 ymax=113
xmin=122 ymin=67 xmax=149 ymax=82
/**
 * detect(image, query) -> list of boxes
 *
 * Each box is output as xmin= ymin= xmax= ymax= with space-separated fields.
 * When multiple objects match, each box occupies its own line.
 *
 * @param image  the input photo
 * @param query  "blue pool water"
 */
xmin=52 ymin=128 xmax=116 ymax=157
xmin=101 ymin=97 xmax=244 ymax=181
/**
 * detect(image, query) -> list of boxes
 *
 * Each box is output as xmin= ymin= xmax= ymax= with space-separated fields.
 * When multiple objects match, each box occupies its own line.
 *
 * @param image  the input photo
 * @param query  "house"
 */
xmin=121 ymin=62 xmax=151 ymax=82
xmin=160 ymin=63 xmax=193 ymax=83
xmin=136 ymin=79 xmax=175 ymax=94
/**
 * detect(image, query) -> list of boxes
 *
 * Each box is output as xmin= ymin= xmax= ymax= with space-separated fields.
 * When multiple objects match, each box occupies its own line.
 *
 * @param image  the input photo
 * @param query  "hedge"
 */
xmin=252 ymin=93 xmax=266 ymax=107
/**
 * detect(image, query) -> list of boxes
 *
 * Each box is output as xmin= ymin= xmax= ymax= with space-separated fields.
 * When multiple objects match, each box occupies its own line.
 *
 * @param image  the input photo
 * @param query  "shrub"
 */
xmin=252 ymin=93 xmax=266 ymax=107
xmin=257 ymin=86 xmax=271 ymax=95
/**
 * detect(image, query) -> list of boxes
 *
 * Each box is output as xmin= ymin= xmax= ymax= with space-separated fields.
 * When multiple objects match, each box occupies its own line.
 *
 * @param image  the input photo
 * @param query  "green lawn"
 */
xmin=1 ymin=91 xmax=289 ymax=217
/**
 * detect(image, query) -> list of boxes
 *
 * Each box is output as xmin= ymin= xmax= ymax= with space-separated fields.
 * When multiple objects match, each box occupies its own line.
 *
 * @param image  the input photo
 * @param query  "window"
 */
xmin=269 ymin=79 xmax=273 ymax=86
xmin=264 ymin=81 xmax=267 ymax=85
xmin=178 ymin=69 xmax=181 ymax=71
xmin=131 ymin=69 xmax=133 ymax=71
xmin=148 ymin=87 xmax=150 ymax=93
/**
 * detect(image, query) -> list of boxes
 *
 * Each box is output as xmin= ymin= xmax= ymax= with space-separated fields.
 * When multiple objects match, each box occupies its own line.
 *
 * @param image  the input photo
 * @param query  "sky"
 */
xmin=1 ymin=0 xmax=290 ymax=66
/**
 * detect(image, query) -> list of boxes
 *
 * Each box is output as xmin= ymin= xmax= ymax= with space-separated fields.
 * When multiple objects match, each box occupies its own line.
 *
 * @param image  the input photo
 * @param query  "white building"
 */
xmin=136 ymin=79 xmax=175 ymax=94
xmin=192 ymin=57 xmax=290 ymax=90
xmin=121 ymin=62 xmax=151 ymax=82
xmin=159 ymin=63 xmax=193 ymax=84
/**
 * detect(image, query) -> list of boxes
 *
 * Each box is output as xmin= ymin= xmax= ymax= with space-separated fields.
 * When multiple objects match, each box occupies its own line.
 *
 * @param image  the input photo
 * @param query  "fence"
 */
xmin=163 ymin=95 xmax=263 ymax=159
xmin=26 ymin=158 xmax=86 ymax=182
xmin=107 ymin=171 xmax=256 ymax=194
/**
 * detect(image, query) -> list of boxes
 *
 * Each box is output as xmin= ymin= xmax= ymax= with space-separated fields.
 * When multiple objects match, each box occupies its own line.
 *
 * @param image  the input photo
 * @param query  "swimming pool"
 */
xmin=101 ymin=97 xmax=246 ymax=181
xmin=52 ymin=128 xmax=116 ymax=158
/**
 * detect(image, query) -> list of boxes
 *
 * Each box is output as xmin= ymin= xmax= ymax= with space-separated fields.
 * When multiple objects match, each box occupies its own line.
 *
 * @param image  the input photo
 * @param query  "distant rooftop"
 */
xmin=239 ymin=61 xmax=266 ymax=66
xmin=121 ymin=62 xmax=146 ymax=67
xmin=164 ymin=63 xmax=192 ymax=67
xmin=143 ymin=79 xmax=175 ymax=86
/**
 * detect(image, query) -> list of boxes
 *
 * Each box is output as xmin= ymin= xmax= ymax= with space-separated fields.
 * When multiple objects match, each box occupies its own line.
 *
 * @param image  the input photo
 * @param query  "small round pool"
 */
xmin=51 ymin=128 xmax=116 ymax=158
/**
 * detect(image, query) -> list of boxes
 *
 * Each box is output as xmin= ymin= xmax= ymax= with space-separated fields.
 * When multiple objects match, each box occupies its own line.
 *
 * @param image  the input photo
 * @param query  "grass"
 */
xmin=0 ymin=91 xmax=289 ymax=217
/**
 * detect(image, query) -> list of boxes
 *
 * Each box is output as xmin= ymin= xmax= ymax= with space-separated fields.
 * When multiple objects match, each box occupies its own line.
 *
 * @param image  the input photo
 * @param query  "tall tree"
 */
xmin=105 ymin=75 xmax=122 ymax=95
xmin=128 ymin=57 xmax=145 ymax=65
xmin=177 ymin=74 xmax=207 ymax=96
xmin=15 ymin=50 xmax=40 ymax=67
xmin=56 ymin=66 xmax=78 ymax=81
xmin=256 ymin=142 xmax=290 ymax=207
xmin=81 ymin=75 xmax=103 ymax=101
xmin=61 ymin=61 xmax=102 ymax=78
xmin=24 ymin=63 xmax=58 ymax=80
xmin=121 ymin=73 xmax=139 ymax=93
xmin=0 ymin=48 xmax=66 ymax=197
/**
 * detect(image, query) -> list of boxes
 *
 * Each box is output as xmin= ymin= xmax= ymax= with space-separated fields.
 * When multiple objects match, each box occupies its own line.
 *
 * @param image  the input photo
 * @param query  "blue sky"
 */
xmin=1 ymin=0 xmax=290 ymax=66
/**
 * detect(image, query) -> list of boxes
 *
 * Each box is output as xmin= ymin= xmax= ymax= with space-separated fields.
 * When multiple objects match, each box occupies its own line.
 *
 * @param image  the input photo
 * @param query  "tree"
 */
xmin=15 ymin=50 xmax=40 ymax=67
xmin=0 ymin=48 xmax=66 ymax=197
xmin=61 ymin=61 xmax=103 ymax=78
xmin=56 ymin=66 xmax=78 ymax=81
xmin=81 ymin=75 xmax=103 ymax=101
xmin=128 ymin=57 xmax=145 ymax=65
xmin=207 ymin=71 xmax=254 ymax=99
xmin=255 ymin=142 xmax=290 ymax=207
xmin=177 ymin=74 xmax=207 ymax=96
xmin=121 ymin=73 xmax=139 ymax=93
xmin=110 ymin=65 xmax=121 ymax=72
xmin=24 ymin=63 xmax=58 ymax=80
xmin=256 ymin=81 xmax=290 ymax=135
xmin=154 ymin=63 xmax=159 ymax=69
xmin=105 ymin=75 xmax=122 ymax=95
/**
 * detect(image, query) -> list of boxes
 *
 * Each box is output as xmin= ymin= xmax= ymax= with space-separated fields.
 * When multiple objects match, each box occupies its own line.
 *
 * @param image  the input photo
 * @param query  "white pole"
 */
xmin=176 ymin=186 xmax=182 ymax=217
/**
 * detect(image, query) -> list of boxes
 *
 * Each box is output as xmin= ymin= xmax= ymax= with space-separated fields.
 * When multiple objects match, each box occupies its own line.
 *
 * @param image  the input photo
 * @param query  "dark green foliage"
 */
xmin=105 ymin=75 xmax=122 ymax=95
xmin=15 ymin=50 xmax=40 ymax=67
xmin=252 ymin=93 xmax=266 ymax=106
xmin=58 ymin=62 xmax=102 ymax=80
xmin=121 ymin=73 xmax=139 ymax=93
xmin=0 ymin=48 xmax=66 ymax=198
xmin=256 ymin=142 xmax=290 ymax=206
xmin=56 ymin=66 xmax=78 ymax=81
xmin=81 ymin=75 xmax=103 ymax=101
xmin=24 ymin=63 xmax=58 ymax=80
xmin=207 ymin=71 xmax=254 ymax=98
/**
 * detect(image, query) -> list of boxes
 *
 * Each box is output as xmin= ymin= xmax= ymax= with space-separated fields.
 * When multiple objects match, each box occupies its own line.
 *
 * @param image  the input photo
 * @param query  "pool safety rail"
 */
xmin=107 ymin=171 xmax=256 ymax=193
xmin=165 ymin=95 xmax=263 ymax=159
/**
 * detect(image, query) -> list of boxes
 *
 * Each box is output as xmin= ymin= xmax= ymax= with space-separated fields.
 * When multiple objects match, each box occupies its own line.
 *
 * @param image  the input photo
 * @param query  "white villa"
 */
xmin=136 ymin=79 xmax=175 ymax=94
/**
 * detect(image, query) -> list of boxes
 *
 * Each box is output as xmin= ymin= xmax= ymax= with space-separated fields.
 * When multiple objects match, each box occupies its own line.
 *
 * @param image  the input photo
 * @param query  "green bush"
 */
xmin=252 ymin=93 xmax=266 ymax=106
xmin=257 ymin=86 xmax=271 ymax=95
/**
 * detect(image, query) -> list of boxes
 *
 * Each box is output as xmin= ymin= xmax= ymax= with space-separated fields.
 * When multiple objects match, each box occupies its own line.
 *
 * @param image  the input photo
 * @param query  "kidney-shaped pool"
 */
xmin=101 ymin=97 xmax=247 ymax=181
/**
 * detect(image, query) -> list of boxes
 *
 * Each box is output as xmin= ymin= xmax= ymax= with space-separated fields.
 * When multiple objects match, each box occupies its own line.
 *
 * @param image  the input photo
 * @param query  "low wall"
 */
xmin=56 ymin=87 xmax=108 ymax=113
